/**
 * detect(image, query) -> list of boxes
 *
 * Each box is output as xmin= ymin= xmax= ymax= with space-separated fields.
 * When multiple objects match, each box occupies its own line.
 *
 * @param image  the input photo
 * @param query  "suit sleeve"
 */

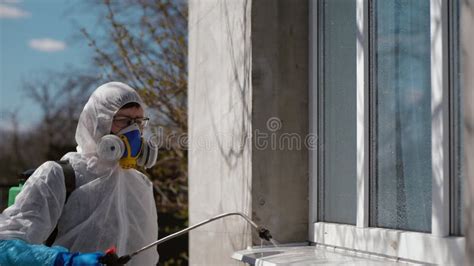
xmin=0 ymin=161 xmax=67 ymax=244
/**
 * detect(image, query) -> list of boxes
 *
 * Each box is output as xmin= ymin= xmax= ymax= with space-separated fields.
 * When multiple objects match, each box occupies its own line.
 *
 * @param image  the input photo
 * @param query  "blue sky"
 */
xmin=0 ymin=0 xmax=100 ymax=129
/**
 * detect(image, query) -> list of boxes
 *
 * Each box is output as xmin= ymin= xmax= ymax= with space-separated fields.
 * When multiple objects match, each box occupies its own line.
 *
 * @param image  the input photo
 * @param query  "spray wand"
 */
xmin=99 ymin=212 xmax=273 ymax=265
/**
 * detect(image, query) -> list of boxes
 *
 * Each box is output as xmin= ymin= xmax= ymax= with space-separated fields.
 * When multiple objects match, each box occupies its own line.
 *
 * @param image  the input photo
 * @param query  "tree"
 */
xmin=0 ymin=71 xmax=100 ymax=210
xmin=23 ymin=71 xmax=100 ymax=161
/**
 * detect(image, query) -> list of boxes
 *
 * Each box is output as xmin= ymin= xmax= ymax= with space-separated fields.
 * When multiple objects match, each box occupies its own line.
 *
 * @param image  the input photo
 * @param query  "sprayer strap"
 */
xmin=44 ymin=160 xmax=76 ymax=247
xmin=57 ymin=160 xmax=76 ymax=200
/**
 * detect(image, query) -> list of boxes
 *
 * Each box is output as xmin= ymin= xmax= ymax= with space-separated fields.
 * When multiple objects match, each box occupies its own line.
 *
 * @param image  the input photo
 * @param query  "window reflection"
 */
xmin=372 ymin=0 xmax=432 ymax=232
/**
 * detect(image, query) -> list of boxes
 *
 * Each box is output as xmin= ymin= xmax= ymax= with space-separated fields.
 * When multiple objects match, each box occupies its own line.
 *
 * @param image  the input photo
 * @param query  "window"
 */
xmin=310 ymin=0 xmax=464 ymax=264
xmin=370 ymin=0 xmax=432 ymax=233
xmin=317 ymin=0 xmax=357 ymax=225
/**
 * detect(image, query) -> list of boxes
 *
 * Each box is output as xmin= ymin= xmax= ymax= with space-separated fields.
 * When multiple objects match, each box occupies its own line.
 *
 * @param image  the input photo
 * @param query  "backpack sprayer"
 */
xmin=7 ymin=169 xmax=33 ymax=207
xmin=99 ymin=212 xmax=273 ymax=265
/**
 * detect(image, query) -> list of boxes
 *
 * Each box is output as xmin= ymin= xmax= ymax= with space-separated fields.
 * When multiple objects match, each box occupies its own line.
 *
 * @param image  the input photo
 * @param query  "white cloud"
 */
xmin=29 ymin=38 xmax=66 ymax=52
xmin=0 ymin=3 xmax=30 ymax=19
xmin=0 ymin=0 xmax=23 ymax=4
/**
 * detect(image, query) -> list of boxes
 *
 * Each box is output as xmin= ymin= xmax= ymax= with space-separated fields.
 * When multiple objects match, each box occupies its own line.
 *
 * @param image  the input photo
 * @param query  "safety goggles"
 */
xmin=113 ymin=116 xmax=150 ymax=129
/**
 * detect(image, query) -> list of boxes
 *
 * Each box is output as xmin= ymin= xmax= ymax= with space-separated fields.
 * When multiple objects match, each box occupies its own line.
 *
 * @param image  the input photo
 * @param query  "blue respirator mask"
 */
xmin=97 ymin=124 xmax=158 ymax=169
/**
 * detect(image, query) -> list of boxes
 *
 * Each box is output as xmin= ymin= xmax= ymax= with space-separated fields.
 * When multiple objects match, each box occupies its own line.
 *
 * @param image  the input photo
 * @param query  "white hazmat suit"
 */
xmin=0 ymin=82 xmax=159 ymax=265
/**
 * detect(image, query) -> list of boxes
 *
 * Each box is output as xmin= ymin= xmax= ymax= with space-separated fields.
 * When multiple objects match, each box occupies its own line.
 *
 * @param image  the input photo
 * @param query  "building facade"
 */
xmin=189 ymin=0 xmax=473 ymax=264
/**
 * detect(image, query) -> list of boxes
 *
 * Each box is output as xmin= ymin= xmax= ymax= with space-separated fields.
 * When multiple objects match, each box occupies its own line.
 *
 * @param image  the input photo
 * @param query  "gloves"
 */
xmin=0 ymin=239 xmax=104 ymax=266
xmin=0 ymin=239 xmax=68 ymax=266
xmin=54 ymin=251 xmax=105 ymax=266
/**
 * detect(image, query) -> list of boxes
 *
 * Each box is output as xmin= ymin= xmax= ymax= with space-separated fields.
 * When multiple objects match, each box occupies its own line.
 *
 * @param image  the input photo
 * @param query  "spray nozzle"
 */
xmin=257 ymin=226 xmax=272 ymax=241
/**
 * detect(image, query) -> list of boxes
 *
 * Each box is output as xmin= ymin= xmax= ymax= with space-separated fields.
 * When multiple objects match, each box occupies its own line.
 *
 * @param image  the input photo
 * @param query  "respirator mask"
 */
xmin=97 ymin=123 xmax=158 ymax=169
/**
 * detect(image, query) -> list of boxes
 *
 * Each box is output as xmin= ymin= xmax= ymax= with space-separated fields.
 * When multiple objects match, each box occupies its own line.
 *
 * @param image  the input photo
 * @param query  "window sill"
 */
xmin=311 ymin=222 xmax=464 ymax=265
xmin=232 ymin=243 xmax=417 ymax=265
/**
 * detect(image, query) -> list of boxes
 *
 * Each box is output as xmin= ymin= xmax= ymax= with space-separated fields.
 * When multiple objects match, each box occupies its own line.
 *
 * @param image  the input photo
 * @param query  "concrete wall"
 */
xmin=462 ymin=0 xmax=474 ymax=264
xmin=189 ymin=0 xmax=309 ymax=264
xmin=188 ymin=0 xmax=253 ymax=265
xmin=250 ymin=0 xmax=309 ymax=243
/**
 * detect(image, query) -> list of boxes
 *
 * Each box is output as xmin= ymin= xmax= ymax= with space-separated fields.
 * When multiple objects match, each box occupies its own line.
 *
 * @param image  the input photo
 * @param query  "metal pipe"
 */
xmin=130 ymin=212 xmax=263 ymax=257
xmin=102 ymin=212 xmax=273 ymax=265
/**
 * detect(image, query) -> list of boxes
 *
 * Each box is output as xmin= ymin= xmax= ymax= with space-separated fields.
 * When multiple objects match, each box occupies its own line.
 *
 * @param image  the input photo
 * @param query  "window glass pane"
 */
xmin=318 ymin=0 xmax=357 ymax=224
xmin=372 ymin=0 xmax=431 ymax=232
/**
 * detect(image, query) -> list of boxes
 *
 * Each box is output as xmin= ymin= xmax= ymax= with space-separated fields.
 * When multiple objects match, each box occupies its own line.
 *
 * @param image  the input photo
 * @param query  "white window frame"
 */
xmin=308 ymin=0 xmax=464 ymax=264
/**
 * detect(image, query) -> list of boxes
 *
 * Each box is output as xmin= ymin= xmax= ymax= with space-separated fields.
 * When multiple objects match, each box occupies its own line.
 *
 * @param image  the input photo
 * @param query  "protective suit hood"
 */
xmin=76 ymin=81 xmax=144 ymax=154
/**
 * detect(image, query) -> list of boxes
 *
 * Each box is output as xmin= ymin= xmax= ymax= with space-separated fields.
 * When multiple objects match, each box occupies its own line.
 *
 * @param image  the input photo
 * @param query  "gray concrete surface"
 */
xmin=188 ymin=0 xmax=309 ymax=264
xmin=250 ymin=0 xmax=309 ymax=243
xmin=188 ymin=0 xmax=253 ymax=265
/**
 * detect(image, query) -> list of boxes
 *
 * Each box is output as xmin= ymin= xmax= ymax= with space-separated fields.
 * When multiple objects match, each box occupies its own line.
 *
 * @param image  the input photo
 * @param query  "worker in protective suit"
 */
xmin=0 ymin=82 xmax=159 ymax=265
